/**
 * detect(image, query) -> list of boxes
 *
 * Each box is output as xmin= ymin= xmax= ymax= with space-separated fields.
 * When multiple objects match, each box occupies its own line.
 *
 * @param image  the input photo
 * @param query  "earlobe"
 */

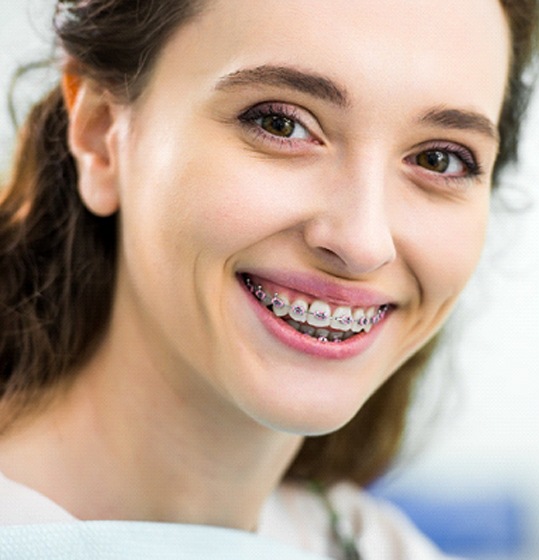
xmin=62 ymin=73 xmax=121 ymax=217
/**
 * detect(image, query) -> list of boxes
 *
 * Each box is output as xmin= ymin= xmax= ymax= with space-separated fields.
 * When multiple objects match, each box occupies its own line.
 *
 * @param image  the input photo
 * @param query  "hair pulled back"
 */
xmin=1 ymin=0 xmax=537 ymax=486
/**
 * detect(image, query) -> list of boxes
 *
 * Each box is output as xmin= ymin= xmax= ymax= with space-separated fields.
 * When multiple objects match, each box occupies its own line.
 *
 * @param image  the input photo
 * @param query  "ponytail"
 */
xmin=0 ymin=0 xmax=204 ymax=432
xmin=0 ymin=86 xmax=116 ymax=429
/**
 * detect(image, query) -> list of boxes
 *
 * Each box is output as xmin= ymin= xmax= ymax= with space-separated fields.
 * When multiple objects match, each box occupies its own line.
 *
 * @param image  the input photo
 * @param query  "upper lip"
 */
xmin=239 ymin=269 xmax=395 ymax=308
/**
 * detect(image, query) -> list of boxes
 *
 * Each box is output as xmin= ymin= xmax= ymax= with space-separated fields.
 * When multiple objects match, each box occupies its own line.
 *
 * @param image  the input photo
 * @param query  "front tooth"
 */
xmin=352 ymin=308 xmax=366 ymax=333
xmin=289 ymin=299 xmax=308 ymax=323
xmin=331 ymin=306 xmax=353 ymax=332
xmin=287 ymin=320 xmax=301 ymax=331
xmin=271 ymin=293 xmax=290 ymax=317
xmin=307 ymin=300 xmax=331 ymax=327
xmin=315 ymin=329 xmax=330 ymax=339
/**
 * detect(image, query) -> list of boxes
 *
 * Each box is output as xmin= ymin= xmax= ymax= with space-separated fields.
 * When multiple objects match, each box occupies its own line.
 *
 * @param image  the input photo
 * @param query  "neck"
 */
xmin=0 ymin=328 xmax=303 ymax=530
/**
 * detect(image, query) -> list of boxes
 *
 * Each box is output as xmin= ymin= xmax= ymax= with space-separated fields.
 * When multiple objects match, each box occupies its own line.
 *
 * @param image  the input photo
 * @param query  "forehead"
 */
xmin=150 ymin=0 xmax=510 ymax=121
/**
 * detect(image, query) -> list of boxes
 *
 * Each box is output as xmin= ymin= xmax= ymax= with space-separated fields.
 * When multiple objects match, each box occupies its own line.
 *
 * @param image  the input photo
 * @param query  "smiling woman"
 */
xmin=0 ymin=1 xmax=537 ymax=558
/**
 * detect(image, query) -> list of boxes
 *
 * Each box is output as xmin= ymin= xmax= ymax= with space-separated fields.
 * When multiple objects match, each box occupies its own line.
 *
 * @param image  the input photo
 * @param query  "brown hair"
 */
xmin=1 ymin=0 xmax=537 ymax=487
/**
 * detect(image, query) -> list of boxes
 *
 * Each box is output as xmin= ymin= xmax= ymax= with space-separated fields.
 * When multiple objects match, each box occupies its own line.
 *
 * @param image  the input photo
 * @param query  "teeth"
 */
xmin=300 ymin=324 xmax=316 ymax=336
xmin=245 ymin=276 xmax=390 ymax=338
xmin=329 ymin=332 xmax=344 ymax=342
xmin=254 ymin=286 xmax=272 ymax=306
xmin=307 ymin=300 xmax=331 ymax=327
xmin=331 ymin=306 xmax=353 ymax=332
xmin=315 ymin=329 xmax=330 ymax=341
xmin=364 ymin=306 xmax=377 ymax=333
xmin=289 ymin=299 xmax=308 ymax=323
xmin=352 ymin=308 xmax=366 ymax=333
xmin=271 ymin=293 xmax=290 ymax=317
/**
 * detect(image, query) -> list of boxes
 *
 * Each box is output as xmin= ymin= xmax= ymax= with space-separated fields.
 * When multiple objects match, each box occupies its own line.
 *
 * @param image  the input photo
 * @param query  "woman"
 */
xmin=0 ymin=0 xmax=537 ymax=558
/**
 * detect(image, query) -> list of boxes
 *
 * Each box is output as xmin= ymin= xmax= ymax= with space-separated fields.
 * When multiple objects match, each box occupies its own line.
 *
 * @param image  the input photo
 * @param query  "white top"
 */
xmin=0 ymin=471 xmax=462 ymax=559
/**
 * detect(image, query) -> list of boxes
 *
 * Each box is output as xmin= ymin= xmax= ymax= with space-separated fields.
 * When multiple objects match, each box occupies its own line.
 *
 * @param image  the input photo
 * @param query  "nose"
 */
xmin=303 ymin=163 xmax=397 ymax=276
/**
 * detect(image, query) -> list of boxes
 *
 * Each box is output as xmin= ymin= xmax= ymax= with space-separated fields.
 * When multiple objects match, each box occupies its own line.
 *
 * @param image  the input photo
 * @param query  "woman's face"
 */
xmin=103 ymin=0 xmax=509 ymax=434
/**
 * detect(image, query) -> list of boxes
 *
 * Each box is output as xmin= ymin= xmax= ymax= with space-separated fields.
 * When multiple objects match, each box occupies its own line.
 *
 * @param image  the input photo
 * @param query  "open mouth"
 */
xmin=241 ymin=274 xmax=391 ymax=344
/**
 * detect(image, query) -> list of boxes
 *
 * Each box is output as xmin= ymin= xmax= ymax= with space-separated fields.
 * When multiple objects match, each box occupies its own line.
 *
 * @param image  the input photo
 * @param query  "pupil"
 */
xmin=420 ymin=150 xmax=449 ymax=172
xmin=262 ymin=115 xmax=295 ymax=137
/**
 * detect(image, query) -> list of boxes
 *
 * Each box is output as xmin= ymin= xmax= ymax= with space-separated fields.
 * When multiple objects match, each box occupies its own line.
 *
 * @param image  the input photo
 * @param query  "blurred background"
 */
xmin=1 ymin=2 xmax=539 ymax=559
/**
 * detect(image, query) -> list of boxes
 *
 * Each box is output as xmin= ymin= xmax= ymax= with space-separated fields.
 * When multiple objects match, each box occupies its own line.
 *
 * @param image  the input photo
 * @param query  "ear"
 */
xmin=62 ymin=73 xmax=121 ymax=217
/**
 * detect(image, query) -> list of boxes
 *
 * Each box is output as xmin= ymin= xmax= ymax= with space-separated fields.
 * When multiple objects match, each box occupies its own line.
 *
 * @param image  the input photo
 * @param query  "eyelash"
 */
xmin=238 ymin=103 xmax=484 ymax=182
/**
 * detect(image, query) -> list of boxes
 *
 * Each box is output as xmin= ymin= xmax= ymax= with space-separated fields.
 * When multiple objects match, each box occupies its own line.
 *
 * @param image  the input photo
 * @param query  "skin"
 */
xmin=0 ymin=0 xmax=509 ymax=531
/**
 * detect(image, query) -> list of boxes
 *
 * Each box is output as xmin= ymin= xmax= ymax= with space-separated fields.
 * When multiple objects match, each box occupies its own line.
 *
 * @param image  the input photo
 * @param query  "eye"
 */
xmin=238 ymin=102 xmax=321 ymax=150
xmin=409 ymin=143 xmax=481 ymax=181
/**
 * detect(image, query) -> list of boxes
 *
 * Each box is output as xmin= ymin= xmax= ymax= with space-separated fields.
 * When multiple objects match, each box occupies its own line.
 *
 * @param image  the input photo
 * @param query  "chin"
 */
xmin=259 ymin=410 xmax=361 ymax=437
xmin=241 ymin=385 xmax=373 ymax=437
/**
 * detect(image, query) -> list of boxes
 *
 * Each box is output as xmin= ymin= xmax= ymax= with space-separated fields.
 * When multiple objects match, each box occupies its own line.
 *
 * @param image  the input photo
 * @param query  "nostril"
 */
xmin=314 ymin=246 xmax=347 ymax=267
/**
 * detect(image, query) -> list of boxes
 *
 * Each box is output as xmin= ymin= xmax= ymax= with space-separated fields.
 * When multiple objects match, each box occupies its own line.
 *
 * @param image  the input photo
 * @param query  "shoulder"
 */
xmin=260 ymin=481 xmax=464 ymax=560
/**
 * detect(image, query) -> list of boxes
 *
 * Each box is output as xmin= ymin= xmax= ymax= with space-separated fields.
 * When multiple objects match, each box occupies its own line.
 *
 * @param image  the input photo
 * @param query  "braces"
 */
xmin=244 ymin=275 xmax=389 ymax=342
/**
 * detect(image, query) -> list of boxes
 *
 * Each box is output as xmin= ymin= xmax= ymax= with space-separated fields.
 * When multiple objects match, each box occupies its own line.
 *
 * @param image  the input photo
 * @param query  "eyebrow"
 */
xmin=418 ymin=107 xmax=499 ymax=143
xmin=215 ymin=65 xmax=351 ymax=108
xmin=215 ymin=66 xmax=499 ymax=143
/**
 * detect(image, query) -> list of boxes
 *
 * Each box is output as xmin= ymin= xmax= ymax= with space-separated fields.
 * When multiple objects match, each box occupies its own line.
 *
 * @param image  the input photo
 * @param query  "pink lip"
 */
xmin=238 ymin=272 xmax=393 ymax=360
xmin=240 ymin=269 xmax=393 ymax=307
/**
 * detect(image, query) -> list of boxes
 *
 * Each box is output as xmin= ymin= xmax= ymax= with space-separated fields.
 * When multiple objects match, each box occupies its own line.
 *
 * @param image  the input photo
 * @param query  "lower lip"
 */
xmin=240 ymin=278 xmax=389 ymax=360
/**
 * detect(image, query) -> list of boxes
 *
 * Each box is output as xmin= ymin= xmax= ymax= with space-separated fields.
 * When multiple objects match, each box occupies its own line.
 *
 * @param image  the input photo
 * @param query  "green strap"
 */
xmin=308 ymin=481 xmax=362 ymax=560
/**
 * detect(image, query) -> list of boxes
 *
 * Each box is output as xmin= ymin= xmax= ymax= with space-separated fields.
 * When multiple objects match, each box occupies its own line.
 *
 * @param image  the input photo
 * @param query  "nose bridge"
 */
xmin=304 ymin=155 xmax=397 ymax=275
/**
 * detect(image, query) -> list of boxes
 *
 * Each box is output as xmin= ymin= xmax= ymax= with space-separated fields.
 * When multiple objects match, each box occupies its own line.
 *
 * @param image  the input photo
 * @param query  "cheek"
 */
xmin=123 ymin=102 xmax=323 ymax=258
xmin=402 ymin=197 xmax=490 ymax=301
xmin=169 ymin=156 xmax=310 ymax=255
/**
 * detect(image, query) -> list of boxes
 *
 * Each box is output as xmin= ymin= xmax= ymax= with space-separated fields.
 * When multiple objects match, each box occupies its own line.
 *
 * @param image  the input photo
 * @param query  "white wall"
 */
xmin=0 ymin=0 xmax=56 ymax=174
xmin=1 ymin=2 xmax=539 ymax=558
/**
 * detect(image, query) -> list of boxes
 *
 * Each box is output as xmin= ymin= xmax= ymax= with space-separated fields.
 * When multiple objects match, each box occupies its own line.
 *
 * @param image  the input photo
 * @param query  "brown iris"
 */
xmin=260 ymin=115 xmax=296 ymax=137
xmin=417 ymin=150 xmax=450 ymax=173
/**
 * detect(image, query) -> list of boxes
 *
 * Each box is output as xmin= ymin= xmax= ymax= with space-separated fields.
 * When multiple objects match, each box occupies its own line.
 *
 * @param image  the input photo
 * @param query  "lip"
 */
xmin=238 ymin=271 xmax=393 ymax=360
xmin=239 ymin=269 xmax=394 ymax=308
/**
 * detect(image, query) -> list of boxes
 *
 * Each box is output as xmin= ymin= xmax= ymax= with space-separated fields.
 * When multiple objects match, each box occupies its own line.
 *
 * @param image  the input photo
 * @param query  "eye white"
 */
xmin=444 ymin=153 xmax=466 ymax=174
xmin=287 ymin=121 xmax=310 ymax=140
